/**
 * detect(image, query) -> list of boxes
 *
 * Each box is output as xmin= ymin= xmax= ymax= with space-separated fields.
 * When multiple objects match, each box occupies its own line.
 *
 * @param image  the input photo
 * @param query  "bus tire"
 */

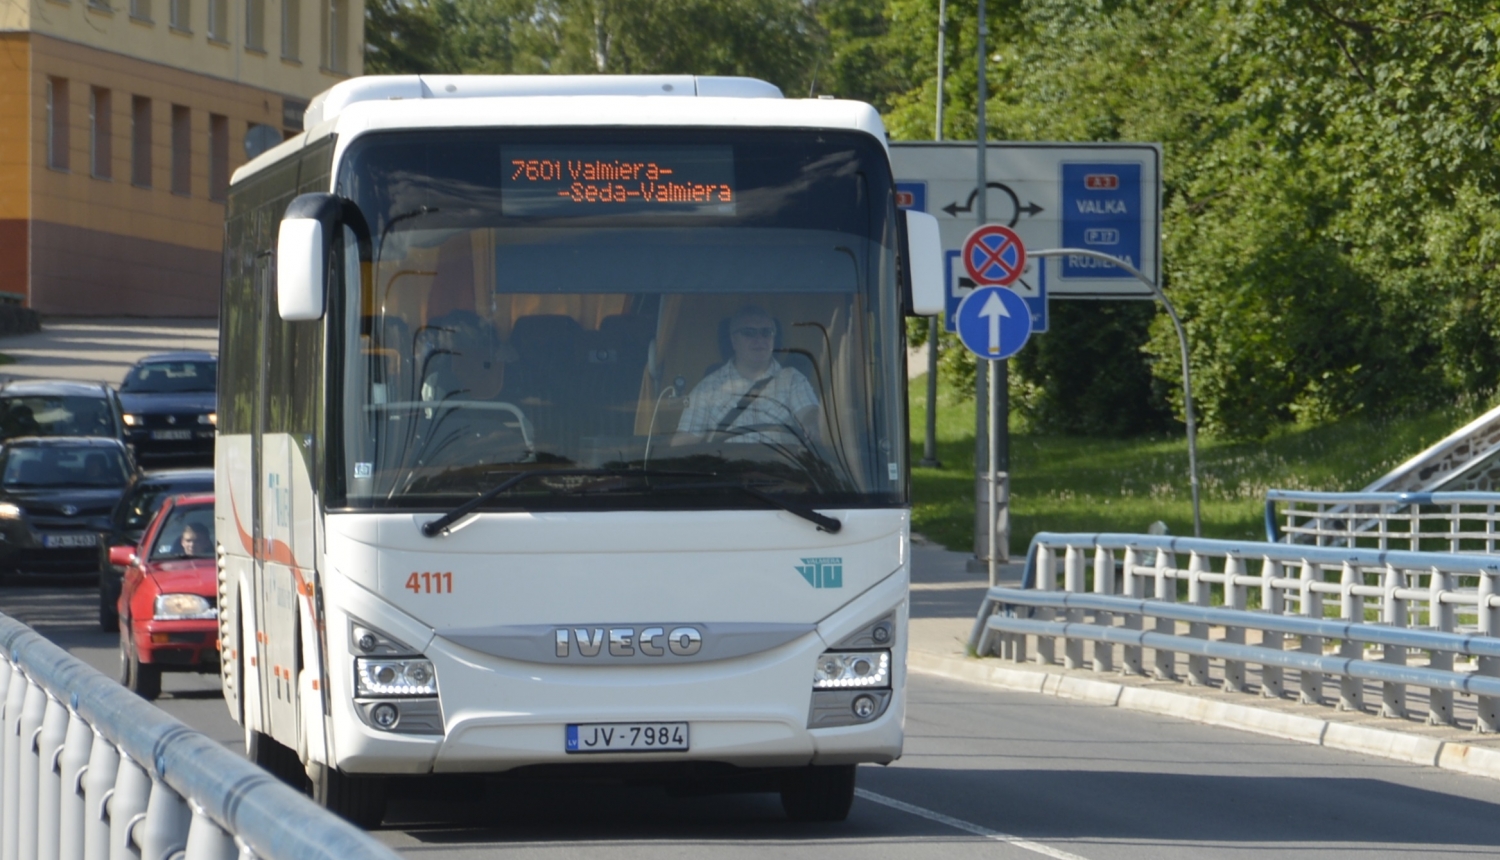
xmin=779 ymin=764 xmax=856 ymax=822
xmin=309 ymin=762 xmax=387 ymax=829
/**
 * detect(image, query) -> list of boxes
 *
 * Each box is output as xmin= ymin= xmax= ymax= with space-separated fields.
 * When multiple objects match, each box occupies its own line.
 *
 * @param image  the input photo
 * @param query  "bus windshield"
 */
xmin=331 ymin=128 xmax=905 ymax=512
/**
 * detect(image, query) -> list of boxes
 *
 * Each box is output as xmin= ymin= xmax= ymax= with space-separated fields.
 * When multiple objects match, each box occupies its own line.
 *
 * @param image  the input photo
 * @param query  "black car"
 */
xmin=97 ymin=466 xmax=214 ymax=631
xmin=0 ymin=437 xmax=135 ymax=580
xmin=118 ymin=352 xmax=217 ymax=464
xmin=0 ymin=380 xmax=125 ymax=442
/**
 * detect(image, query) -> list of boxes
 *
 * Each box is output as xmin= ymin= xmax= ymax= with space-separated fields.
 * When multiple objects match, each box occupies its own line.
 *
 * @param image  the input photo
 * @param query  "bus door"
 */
xmin=255 ymin=242 xmax=304 ymax=749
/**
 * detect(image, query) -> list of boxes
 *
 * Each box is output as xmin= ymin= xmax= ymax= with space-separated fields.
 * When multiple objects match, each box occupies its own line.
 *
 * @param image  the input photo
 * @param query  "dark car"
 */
xmin=111 ymin=493 xmax=217 ymax=700
xmin=0 ymin=437 xmax=135 ymax=578
xmin=97 ymin=467 xmax=214 ymax=631
xmin=0 ymin=380 xmax=125 ymax=442
xmin=118 ymin=352 xmax=217 ymax=465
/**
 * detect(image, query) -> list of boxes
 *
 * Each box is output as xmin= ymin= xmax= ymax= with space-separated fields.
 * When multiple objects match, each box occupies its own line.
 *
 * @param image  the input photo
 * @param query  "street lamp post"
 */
xmin=1028 ymin=249 xmax=1202 ymax=537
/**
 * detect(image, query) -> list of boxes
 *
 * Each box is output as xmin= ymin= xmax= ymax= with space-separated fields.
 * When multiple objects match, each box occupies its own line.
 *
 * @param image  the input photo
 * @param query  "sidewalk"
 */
xmin=907 ymin=537 xmax=1500 ymax=783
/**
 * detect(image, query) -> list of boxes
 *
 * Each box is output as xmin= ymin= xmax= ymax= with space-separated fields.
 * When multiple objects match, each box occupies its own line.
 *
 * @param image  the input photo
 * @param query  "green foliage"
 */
xmin=888 ymin=1 xmax=1500 ymax=439
xmin=366 ymin=0 xmax=823 ymax=95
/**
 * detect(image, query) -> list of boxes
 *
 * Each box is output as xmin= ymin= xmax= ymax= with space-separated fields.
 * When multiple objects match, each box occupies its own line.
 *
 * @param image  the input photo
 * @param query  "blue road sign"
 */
xmin=895 ymin=182 xmax=927 ymax=212
xmin=955 ymin=286 xmax=1032 ymax=361
xmin=1061 ymin=162 xmax=1142 ymax=279
xmin=946 ymin=250 xmax=1047 ymax=334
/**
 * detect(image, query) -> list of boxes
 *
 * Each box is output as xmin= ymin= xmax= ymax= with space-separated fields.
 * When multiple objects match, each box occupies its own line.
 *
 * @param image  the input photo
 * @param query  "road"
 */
xmin=0 ymin=318 xmax=216 ymax=385
xmin=6 ymin=583 xmax=1500 ymax=860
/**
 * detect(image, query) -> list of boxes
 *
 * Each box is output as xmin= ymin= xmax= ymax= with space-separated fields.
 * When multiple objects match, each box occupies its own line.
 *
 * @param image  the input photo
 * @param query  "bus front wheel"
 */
xmin=308 ymin=762 xmax=387 ymax=829
xmin=780 ymin=764 xmax=856 ymax=822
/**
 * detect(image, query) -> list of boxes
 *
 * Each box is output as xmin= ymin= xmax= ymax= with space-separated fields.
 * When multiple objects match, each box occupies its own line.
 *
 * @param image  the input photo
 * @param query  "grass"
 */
xmin=908 ymin=374 xmax=1477 ymax=555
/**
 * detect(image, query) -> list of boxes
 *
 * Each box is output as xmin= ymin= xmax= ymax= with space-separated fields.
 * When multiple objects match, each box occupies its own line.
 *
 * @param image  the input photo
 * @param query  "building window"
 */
xmin=170 ymin=0 xmax=189 ymax=30
xmin=171 ymin=104 xmax=190 ymax=196
xmin=131 ymin=96 xmax=151 ymax=187
xmin=90 ymin=87 xmax=111 ymax=179
xmin=209 ymin=114 xmax=229 ymax=201
xmin=130 ymin=0 xmax=151 ymax=20
xmin=245 ymin=0 xmax=264 ymax=50
xmin=87 ymin=0 xmax=112 ymax=12
xmin=321 ymin=0 xmax=347 ymax=72
xmin=281 ymin=0 xmax=299 ymax=60
xmin=46 ymin=78 xmax=69 ymax=171
xmin=208 ymin=0 xmax=227 ymax=40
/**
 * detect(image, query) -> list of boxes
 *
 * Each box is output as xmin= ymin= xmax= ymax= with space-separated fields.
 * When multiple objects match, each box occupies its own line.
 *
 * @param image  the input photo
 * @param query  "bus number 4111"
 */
xmin=406 ymin=572 xmax=453 ymax=594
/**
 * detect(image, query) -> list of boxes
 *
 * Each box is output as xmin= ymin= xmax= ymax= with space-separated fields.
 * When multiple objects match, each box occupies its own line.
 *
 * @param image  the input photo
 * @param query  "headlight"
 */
xmin=0 ymin=503 xmax=23 ymax=519
xmin=123 ymin=414 xmax=142 ymax=427
xmin=355 ymin=658 xmax=438 ymax=697
xmin=153 ymin=593 xmax=217 ymax=620
xmin=198 ymin=413 xmax=216 ymax=426
xmin=813 ymin=651 xmax=891 ymax=689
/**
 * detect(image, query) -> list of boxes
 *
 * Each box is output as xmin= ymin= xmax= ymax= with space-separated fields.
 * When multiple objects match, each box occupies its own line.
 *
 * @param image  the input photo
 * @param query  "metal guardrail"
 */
xmin=1265 ymin=489 xmax=1500 ymax=553
xmin=0 ymin=612 xmax=403 ymax=860
xmin=969 ymin=533 xmax=1500 ymax=731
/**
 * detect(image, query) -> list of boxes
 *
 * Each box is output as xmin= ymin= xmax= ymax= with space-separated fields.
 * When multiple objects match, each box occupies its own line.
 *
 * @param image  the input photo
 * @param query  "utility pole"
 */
xmin=920 ymin=0 xmax=946 ymax=469
xmin=971 ymin=0 xmax=1008 ymax=569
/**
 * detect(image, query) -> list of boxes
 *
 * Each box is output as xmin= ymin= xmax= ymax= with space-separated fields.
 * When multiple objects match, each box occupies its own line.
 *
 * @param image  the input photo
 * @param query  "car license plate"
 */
xmin=565 ymin=722 xmax=688 ymax=754
xmin=43 ymin=533 xmax=97 ymax=549
xmin=151 ymin=430 xmax=192 ymax=441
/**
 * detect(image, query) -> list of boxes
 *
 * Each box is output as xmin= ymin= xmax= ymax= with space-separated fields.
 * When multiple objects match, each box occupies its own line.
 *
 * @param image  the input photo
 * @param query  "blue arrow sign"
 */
xmin=955 ymin=286 xmax=1032 ymax=361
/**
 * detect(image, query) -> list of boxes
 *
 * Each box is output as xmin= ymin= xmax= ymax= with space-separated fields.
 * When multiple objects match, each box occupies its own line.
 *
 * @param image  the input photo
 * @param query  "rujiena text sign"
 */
xmin=502 ymin=146 xmax=736 ymax=216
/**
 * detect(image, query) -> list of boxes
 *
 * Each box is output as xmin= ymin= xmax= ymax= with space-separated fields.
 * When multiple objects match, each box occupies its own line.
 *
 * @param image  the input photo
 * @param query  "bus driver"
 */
xmin=674 ymin=306 xmax=820 ymax=446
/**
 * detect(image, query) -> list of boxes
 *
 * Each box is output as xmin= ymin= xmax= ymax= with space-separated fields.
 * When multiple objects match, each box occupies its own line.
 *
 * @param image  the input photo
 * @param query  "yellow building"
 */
xmin=1 ymin=0 xmax=363 ymax=315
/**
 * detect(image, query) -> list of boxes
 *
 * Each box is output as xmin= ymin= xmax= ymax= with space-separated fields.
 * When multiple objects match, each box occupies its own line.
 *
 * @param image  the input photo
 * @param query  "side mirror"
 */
xmin=276 ymin=193 xmax=351 ymax=321
xmin=903 ymin=210 xmax=945 ymax=317
xmin=108 ymin=545 xmax=136 ymax=568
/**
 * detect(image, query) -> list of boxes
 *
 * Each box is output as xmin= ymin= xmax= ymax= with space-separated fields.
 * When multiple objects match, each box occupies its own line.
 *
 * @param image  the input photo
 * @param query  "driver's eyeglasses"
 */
xmin=733 ymin=327 xmax=776 ymax=340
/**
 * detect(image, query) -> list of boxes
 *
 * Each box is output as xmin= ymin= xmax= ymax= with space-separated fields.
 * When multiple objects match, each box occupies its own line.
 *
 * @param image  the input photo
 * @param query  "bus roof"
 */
xmin=231 ymin=75 xmax=887 ymax=187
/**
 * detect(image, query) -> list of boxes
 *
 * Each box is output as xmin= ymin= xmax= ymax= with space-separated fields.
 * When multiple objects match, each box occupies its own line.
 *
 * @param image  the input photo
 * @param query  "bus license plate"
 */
xmin=565 ymin=722 xmax=688 ymax=753
xmin=151 ymin=430 xmax=192 ymax=440
xmin=43 ymin=533 xmax=97 ymax=548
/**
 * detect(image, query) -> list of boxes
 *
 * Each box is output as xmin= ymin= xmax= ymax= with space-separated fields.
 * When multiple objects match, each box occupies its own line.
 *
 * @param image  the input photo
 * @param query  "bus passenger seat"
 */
xmin=508 ymin=315 xmax=587 ymax=449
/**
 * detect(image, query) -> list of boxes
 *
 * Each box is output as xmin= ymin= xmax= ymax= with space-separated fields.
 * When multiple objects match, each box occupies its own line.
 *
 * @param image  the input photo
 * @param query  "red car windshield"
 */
xmin=149 ymin=504 xmax=215 ymax=560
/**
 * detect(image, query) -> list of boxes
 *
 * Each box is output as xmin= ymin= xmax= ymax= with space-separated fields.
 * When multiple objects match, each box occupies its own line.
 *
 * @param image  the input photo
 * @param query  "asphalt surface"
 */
xmin=8 ymin=581 xmax=1500 ymax=860
xmin=8 ymin=319 xmax=1500 ymax=858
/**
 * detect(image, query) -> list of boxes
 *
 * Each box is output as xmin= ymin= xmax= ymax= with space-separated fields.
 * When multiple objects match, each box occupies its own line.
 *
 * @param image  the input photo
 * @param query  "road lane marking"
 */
xmin=856 ymin=789 xmax=1091 ymax=860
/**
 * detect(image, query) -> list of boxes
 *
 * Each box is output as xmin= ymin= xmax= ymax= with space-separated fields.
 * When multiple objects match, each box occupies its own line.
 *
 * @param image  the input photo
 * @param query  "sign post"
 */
xmin=958 ymin=223 xmax=1031 ymax=586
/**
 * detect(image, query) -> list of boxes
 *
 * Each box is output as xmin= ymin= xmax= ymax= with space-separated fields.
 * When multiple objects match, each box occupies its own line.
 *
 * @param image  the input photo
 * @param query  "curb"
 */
xmin=908 ymin=650 xmax=1500 ymax=782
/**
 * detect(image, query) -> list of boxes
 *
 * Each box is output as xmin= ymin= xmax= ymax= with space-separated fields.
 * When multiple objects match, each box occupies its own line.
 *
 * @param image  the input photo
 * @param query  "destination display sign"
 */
xmin=501 ymin=146 xmax=736 ymax=216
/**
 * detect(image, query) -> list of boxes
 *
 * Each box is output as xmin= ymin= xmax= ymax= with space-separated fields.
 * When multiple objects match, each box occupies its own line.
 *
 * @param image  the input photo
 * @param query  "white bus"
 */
xmin=217 ymin=74 xmax=943 ymax=826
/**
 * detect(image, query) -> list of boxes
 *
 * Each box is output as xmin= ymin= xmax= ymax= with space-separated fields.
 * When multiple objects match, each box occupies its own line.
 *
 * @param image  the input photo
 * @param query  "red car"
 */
xmin=110 ymin=493 xmax=217 ymax=700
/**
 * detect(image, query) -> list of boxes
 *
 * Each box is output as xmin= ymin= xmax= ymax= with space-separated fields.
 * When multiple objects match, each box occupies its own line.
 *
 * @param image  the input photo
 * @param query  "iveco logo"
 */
xmin=554 ymin=626 xmax=702 ymax=658
xmin=60 ymin=505 xmax=77 ymax=516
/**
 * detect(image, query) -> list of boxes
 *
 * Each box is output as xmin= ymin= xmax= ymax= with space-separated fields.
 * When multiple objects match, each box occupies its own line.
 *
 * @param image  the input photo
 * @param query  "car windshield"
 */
xmin=116 ymin=478 xmax=214 ymax=530
xmin=2 ymin=446 xmax=130 ymax=488
xmin=330 ymin=128 xmax=904 ymax=512
xmin=0 ymin=395 xmax=115 ymax=438
xmin=121 ymin=361 xmax=217 ymax=393
xmin=149 ymin=504 xmax=215 ymax=560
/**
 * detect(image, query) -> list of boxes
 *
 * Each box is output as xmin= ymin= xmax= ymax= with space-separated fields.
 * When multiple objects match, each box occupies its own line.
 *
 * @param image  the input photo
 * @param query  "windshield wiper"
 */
xmin=420 ymin=468 xmax=710 ymax=537
xmin=611 ymin=476 xmax=841 ymax=534
xmin=736 ymin=482 xmax=842 ymax=534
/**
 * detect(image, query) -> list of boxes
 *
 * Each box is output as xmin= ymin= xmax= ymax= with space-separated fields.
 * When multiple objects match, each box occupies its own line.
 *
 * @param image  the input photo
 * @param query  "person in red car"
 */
xmin=112 ymin=493 xmax=218 ymax=700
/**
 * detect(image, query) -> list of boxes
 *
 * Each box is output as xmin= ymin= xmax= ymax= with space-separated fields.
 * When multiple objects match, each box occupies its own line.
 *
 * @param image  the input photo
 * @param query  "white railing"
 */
xmin=0 ymin=611 xmax=403 ymax=860
xmin=969 ymin=533 xmax=1500 ymax=731
xmin=1266 ymin=489 xmax=1500 ymax=553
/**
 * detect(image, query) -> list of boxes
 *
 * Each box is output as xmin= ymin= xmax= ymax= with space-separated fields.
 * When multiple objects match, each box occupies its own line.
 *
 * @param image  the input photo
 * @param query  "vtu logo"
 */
xmin=797 ymin=557 xmax=843 ymax=589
